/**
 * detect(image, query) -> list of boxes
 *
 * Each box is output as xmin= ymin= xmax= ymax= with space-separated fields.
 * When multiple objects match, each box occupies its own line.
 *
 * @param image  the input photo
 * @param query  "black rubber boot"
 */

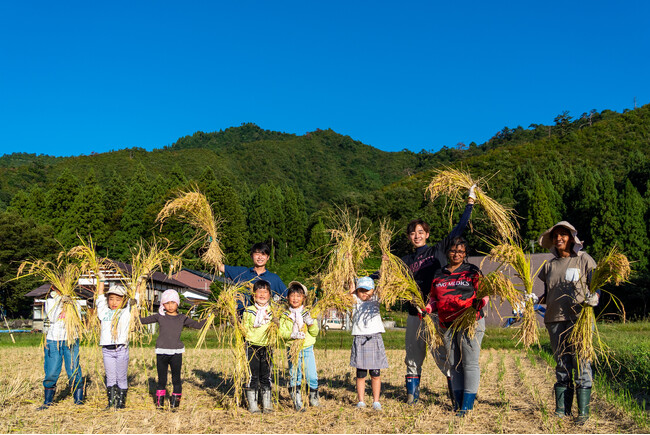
xmin=115 ymin=388 xmax=127 ymax=409
xmin=155 ymin=390 xmax=166 ymax=410
xmin=38 ymin=387 xmax=56 ymax=410
xmin=105 ymin=385 xmax=117 ymax=410
xmin=170 ymin=393 xmax=181 ymax=410
xmin=575 ymin=388 xmax=591 ymax=425
xmin=554 ymin=384 xmax=567 ymax=417
xmin=447 ymin=377 xmax=456 ymax=410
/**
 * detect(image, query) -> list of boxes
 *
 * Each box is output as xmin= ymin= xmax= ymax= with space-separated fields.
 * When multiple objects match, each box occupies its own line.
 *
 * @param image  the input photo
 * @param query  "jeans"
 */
xmin=287 ymin=345 xmax=318 ymax=390
xmin=442 ymin=317 xmax=485 ymax=394
xmin=43 ymin=339 xmax=83 ymax=390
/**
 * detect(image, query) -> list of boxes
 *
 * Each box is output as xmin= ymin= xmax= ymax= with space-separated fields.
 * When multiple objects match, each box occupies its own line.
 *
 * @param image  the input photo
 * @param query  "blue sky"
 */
xmin=1 ymin=1 xmax=648 ymax=157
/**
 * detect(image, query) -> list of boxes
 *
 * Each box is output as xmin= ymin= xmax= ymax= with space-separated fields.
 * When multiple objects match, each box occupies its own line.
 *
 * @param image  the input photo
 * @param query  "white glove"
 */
xmin=302 ymin=312 xmax=314 ymax=326
xmin=585 ymin=292 xmax=599 ymax=307
xmin=468 ymin=184 xmax=477 ymax=200
xmin=524 ymin=292 xmax=539 ymax=304
xmin=97 ymin=270 xmax=106 ymax=281
xmin=290 ymin=331 xmax=306 ymax=340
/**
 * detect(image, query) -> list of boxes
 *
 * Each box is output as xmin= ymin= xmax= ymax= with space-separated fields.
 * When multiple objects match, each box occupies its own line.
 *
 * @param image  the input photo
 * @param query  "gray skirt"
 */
xmin=350 ymin=333 xmax=389 ymax=369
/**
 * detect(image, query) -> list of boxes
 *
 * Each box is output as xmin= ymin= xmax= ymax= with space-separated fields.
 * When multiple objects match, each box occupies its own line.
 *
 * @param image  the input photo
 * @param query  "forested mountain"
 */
xmin=1 ymin=106 xmax=649 ymax=317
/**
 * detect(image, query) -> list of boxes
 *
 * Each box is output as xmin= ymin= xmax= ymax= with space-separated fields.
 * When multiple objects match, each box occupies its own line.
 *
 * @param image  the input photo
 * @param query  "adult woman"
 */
xmin=537 ymin=221 xmax=597 ymax=424
xmin=426 ymin=236 xmax=486 ymax=416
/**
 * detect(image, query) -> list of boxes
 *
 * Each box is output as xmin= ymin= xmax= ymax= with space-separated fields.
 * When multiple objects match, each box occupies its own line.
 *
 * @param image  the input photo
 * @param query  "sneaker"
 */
xmin=356 ymin=402 xmax=366 ymax=408
xmin=372 ymin=401 xmax=382 ymax=410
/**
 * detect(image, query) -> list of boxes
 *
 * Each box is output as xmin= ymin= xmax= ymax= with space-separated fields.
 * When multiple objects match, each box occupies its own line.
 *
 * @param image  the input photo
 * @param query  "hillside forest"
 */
xmin=1 ymin=105 xmax=649 ymax=319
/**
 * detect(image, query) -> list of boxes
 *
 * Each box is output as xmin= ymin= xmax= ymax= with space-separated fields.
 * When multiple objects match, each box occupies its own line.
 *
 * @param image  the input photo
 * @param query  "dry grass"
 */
xmin=425 ymin=167 xmax=518 ymax=242
xmin=570 ymin=247 xmax=632 ymax=365
xmin=1 ymin=346 xmax=641 ymax=433
xmin=156 ymin=186 xmax=225 ymax=271
xmin=486 ymin=242 xmax=546 ymax=349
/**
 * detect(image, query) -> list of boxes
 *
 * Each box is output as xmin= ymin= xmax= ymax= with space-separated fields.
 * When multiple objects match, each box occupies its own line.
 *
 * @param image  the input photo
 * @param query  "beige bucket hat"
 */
xmin=287 ymin=281 xmax=308 ymax=296
xmin=538 ymin=221 xmax=583 ymax=254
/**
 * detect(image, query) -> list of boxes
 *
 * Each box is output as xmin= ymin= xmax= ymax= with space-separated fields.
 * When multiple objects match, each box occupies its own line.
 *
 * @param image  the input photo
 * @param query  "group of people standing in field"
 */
xmin=37 ymin=186 xmax=599 ymax=424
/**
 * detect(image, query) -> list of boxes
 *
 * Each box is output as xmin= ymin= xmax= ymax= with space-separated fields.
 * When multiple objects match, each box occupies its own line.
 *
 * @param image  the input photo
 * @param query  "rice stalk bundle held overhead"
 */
xmin=156 ymin=186 xmax=225 ymax=271
xmin=376 ymin=220 xmax=442 ymax=347
xmin=194 ymin=281 xmax=250 ymax=407
xmin=124 ymin=238 xmax=183 ymax=344
xmin=425 ymin=167 xmax=518 ymax=243
xmin=487 ymin=242 xmax=545 ymax=348
xmin=312 ymin=209 xmax=371 ymax=317
xmin=449 ymin=270 xmax=522 ymax=338
xmin=569 ymin=246 xmax=631 ymax=365
xmin=17 ymin=253 xmax=85 ymax=347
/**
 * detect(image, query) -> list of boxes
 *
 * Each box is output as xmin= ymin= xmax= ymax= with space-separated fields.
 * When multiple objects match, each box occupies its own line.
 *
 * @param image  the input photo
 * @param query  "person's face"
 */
xmin=288 ymin=291 xmax=304 ymax=309
xmin=163 ymin=301 xmax=178 ymax=314
xmin=552 ymin=227 xmax=572 ymax=253
xmin=255 ymin=288 xmax=271 ymax=305
xmin=447 ymin=245 xmax=467 ymax=266
xmin=251 ymin=251 xmax=269 ymax=268
xmin=107 ymin=294 xmax=124 ymax=310
xmin=357 ymin=289 xmax=372 ymax=301
xmin=408 ymin=224 xmax=429 ymax=248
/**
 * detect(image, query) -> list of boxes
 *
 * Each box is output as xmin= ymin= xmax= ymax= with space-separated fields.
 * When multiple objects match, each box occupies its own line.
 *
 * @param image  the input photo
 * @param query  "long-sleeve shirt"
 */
xmin=242 ymin=304 xmax=275 ymax=346
xmin=429 ymin=262 xmax=482 ymax=326
xmin=44 ymin=294 xmax=81 ymax=341
xmin=278 ymin=308 xmax=319 ymax=349
xmin=140 ymin=313 xmax=205 ymax=354
xmin=401 ymin=203 xmax=474 ymax=315
xmin=97 ymin=295 xmax=133 ymax=346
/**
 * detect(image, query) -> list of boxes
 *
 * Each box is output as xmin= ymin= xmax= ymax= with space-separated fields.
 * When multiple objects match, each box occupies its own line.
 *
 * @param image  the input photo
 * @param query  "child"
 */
xmin=278 ymin=281 xmax=320 ymax=411
xmin=38 ymin=286 xmax=84 ymax=410
xmin=349 ymin=276 xmax=388 ymax=411
xmin=242 ymin=279 xmax=275 ymax=414
xmin=96 ymin=279 xmax=135 ymax=409
xmin=140 ymin=289 xmax=205 ymax=410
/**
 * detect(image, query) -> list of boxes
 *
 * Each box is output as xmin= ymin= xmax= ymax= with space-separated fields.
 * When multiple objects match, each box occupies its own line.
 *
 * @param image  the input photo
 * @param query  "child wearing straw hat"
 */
xmin=140 ymin=289 xmax=205 ymax=410
xmin=279 ymin=281 xmax=320 ymax=411
xmin=96 ymin=278 xmax=137 ymax=409
xmin=242 ymin=279 xmax=276 ymax=414
xmin=38 ymin=286 xmax=84 ymax=410
xmin=349 ymin=276 xmax=388 ymax=411
xmin=537 ymin=221 xmax=597 ymax=424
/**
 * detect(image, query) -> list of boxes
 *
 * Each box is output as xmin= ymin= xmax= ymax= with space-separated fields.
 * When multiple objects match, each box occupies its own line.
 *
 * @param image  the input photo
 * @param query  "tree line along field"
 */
xmin=1 ymin=324 xmax=648 ymax=434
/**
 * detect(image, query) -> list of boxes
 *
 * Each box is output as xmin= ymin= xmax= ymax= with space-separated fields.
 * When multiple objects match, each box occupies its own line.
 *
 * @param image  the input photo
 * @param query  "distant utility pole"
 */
xmin=634 ymin=97 xmax=637 ymax=109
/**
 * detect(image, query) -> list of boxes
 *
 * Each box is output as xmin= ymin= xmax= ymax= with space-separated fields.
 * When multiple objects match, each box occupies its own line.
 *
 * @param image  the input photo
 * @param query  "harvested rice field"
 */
xmin=0 ymin=347 xmax=642 ymax=433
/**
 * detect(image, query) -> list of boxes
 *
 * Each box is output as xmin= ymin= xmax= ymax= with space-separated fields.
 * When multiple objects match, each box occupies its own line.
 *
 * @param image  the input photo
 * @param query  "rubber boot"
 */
xmin=73 ymin=387 xmax=84 ymax=405
xmin=261 ymin=388 xmax=274 ymax=414
xmin=554 ymin=384 xmax=567 ymax=417
xmin=309 ymin=387 xmax=320 ymax=407
xmin=456 ymin=392 xmax=476 ymax=417
xmin=575 ymin=388 xmax=591 ymax=425
xmin=38 ymin=387 xmax=56 ymax=410
xmin=104 ymin=385 xmax=117 ymax=410
xmin=452 ymin=390 xmax=464 ymax=413
xmin=155 ymin=390 xmax=166 ymax=410
xmin=290 ymin=386 xmax=304 ymax=411
xmin=115 ymin=388 xmax=127 ymax=409
xmin=170 ymin=393 xmax=181 ymax=410
xmin=447 ymin=377 xmax=457 ymax=410
xmin=406 ymin=375 xmax=420 ymax=405
xmin=245 ymin=389 xmax=260 ymax=414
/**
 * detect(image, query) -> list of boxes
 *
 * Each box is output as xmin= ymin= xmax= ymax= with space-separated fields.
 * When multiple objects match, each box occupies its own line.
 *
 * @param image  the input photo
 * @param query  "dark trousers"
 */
xmin=246 ymin=344 xmax=272 ymax=390
xmin=157 ymin=353 xmax=183 ymax=394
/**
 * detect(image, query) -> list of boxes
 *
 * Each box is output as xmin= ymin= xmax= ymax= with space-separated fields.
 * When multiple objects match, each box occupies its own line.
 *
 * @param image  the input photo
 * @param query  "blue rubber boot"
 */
xmin=38 ymin=387 xmax=56 ymax=410
xmin=456 ymin=392 xmax=476 ymax=417
xmin=73 ymin=387 xmax=84 ymax=405
xmin=406 ymin=375 xmax=420 ymax=405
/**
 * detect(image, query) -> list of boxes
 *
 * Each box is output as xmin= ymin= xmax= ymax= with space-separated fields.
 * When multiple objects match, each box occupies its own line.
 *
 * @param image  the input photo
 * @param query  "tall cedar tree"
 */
xmin=591 ymin=170 xmax=621 ymax=258
xmin=568 ymin=167 xmax=602 ymax=249
xmin=60 ymin=170 xmax=108 ymax=248
xmin=282 ymin=185 xmax=307 ymax=256
xmin=45 ymin=169 xmax=80 ymax=236
xmin=525 ymin=175 xmax=557 ymax=244
xmin=620 ymin=179 xmax=648 ymax=270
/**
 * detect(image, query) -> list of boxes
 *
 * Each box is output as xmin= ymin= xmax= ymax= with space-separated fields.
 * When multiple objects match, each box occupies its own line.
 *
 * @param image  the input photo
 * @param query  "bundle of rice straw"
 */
xmin=17 ymin=254 xmax=85 ymax=347
xmin=195 ymin=282 xmax=250 ymax=407
xmin=449 ymin=271 xmax=522 ymax=338
xmin=312 ymin=209 xmax=371 ymax=317
xmin=425 ymin=167 xmax=518 ymax=243
xmin=122 ymin=238 xmax=183 ymax=344
xmin=487 ymin=241 xmax=545 ymax=348
xmin=156 ymin=186 xmax=225 ymax=271
xmin=375 ymin=220 xmax=442 ymax=347
xmin=569 ymin=246 xmax=631 ymax=364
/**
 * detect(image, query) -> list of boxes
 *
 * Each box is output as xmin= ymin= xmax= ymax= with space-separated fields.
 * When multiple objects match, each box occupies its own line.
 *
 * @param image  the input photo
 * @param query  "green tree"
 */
xmin=281 ymin=186 xmax=307 ymax=256
xmin=591 ymin=170 xmax=621 ymax=258
xmin=60 ymin=170 xmax=107 ymax=248
xmin=619 ymin=179 xmax=648 ymax=269
xmin=45 ymin=169 xmax=80 ymax=235
xmin=205 ymin=180 xmax=249 ymax=265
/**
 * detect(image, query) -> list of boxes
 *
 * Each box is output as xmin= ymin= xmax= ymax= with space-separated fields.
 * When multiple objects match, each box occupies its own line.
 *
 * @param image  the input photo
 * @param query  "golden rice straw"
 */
xmin=312 ymin=208 xmax=371 ymax=317
xmin=487 ymin=241 xmax=545 ymax=348
xmin=450 ymin=271 xmax=522 ymax=338
xmin=156 ymin=185 xmax=225 ymax=271
xmin=17 ymin=255 xmax=85 ymax=347
xmin=195 ymin=282 xmax=251 ymax=407
xmin=425 ymin=167 xmax=518 ymax=242
xmin=375 ymin=220 xmax=442 ymax=348
xmin=569 ymin=247 xmax=631 ymax=364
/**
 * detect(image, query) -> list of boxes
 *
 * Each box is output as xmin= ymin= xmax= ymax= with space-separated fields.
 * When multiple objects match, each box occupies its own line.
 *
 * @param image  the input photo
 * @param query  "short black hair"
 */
xmin=287 ymin=283 xmax=306 ymax=296
xmin=250 ymin=242 xmax=271 ymax=256
xmin=447 ymin=236 xmax=469 ymax=254
xmin=253 ymin=279 xmax=271 ymax=293
xmin=406 ymin=219 xmax=430 ymax=235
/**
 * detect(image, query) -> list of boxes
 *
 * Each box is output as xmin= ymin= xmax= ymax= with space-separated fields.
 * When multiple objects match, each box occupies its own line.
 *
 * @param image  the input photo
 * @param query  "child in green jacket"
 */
xmin=279 ymin=281 xmax=320 ymax=411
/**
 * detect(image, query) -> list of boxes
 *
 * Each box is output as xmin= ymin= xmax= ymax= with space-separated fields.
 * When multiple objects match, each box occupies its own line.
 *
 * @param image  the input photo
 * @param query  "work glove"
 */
xmin=97 ymin=270 xmax=106 ymax=282
xmin=468 ymin=184 xmax=478 ymax=201
xmin=524 ymin=292 xmax=539 ymax=304
xmin=60 ymin=295 xmax=73 ymax=304
xmin=585 ymin=292 xmax=599 ymax=307
xmin=425 ymin=301 xmax=437 ymax=314
xmin=302 ymin=312 xmax=315 ymax=326
xmin=290 ymin=331 xmax=306 ymax=340
xmin=472 ymin=296 xmax=488 ymax=311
